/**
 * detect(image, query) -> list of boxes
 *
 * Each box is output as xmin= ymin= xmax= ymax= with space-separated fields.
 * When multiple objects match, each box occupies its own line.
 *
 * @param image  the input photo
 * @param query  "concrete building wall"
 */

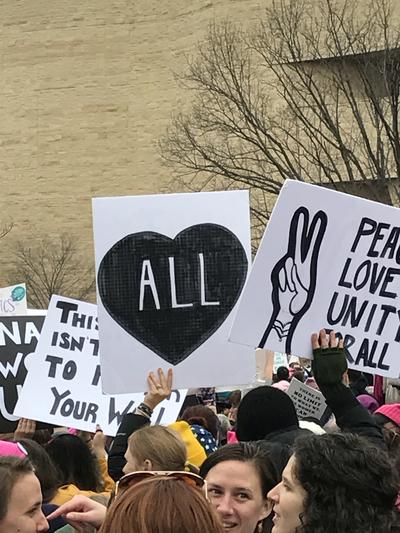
xmin=0 ymin=0 xmax=264 ymax=286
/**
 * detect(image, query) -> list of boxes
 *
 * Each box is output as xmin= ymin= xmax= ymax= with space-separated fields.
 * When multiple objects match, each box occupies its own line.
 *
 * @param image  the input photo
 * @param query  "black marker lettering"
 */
xmin=91 ymin=365 xmax=101 ymax=386
xmin=379 ymin=268 xmax=400 ymax=299
xmin=108 ymin=398 xmax=135 ymax=426
xmin=338 ymin=258 xmax=353 ymax=289
xmin=72 ymin=313 xmax=86 ymax=328
xmin=327 ymin=292 xmax=348 ymax=325
xmin=62 ymin=360 xmax=77 ymax=381
xmin=367 ymin=222 xmax=391 ymax=257
xmin=45 ymin=355 xmax=63 ymax=378
xmin=376 ymin=305 xmax=396 ymax=335
xmin=353 ymin=260 xmax=371 ymax=290
xmin=351 ymin=218 xmax=377 ymax=252
xmin=89 ymin=338 xmax=99 ymax=356
xmin=50 ymin=387 xmax=71 ymax=415
xmin=84 ymin=403 xmax=98 ymax=423
xmin=382 ymin=227 xmax=400 ymax=260
xmin=56 ymin=301 xmax=79 ymax=324
xmin=341 ymin=296 xmax=369 ymax=327
xmin=364 ymin=303 xmax=377 ymax=332
xmin=343 ymin=334 xmax=356 ymax=363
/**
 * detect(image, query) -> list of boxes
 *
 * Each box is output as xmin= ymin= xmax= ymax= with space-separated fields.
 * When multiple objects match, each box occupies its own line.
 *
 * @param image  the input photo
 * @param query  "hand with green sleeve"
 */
xmin=310 ymin=329 xmax=383 ymax=448
xmin=312 ymin=329 xmax=348 ymax=386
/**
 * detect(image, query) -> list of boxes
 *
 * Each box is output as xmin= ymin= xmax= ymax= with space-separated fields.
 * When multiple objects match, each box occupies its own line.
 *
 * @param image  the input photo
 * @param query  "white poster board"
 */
xmin=287 ymin=378 xmax=327 ymax=420
xmin=0 ymin=284 xmax=27 ymax=316
xmin=15 ymin=296 xmax=187 ymax=435
xmin=230 ymin=180 xmax=400 ymax=378
xmin=92 ymin=190 xmax=254 ymax=393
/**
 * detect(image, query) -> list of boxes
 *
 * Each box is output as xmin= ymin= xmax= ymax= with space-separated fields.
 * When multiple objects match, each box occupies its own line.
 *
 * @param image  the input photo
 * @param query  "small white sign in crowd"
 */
xmin=0 ymin=284 xmax=27 ymax=316
xmin=287 ymin=378 xmax=327 ymax=421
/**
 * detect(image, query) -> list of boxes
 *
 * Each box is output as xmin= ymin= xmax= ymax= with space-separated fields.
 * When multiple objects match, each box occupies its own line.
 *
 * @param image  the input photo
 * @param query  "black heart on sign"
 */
xmin=98 ymin=224 xmax=248 ymax=365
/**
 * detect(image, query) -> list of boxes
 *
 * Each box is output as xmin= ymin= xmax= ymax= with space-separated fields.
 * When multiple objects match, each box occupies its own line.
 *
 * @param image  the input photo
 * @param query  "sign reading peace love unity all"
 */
xmin=230 ymin=180 xmax=400 ymax=378
xmin=92 ymin=191 xmax=255 ymax=393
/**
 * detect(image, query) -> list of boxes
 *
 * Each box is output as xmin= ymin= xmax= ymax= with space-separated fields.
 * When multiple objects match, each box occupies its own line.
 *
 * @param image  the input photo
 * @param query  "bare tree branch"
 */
xmin=6 ymin=235 xmax=95 ymax=309
xmin=160 ymin=0 xmax=400 ymax=234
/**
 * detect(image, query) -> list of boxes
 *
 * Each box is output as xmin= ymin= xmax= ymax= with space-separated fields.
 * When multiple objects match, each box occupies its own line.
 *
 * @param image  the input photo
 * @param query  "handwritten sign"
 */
xmin=93 ymin=191 xmax=255 ymax=393
xmin=0 ymin=284 xmax=27 ymax=316
xmin=0 ymin=315 xmax=45 ymax=432
xmin=230 ymin=180 xmax=400 ymax=378
xmin=287 ymin=378 xmax=327 ymax=420
xmin=15 ymin=296 xmax=187 ymax=436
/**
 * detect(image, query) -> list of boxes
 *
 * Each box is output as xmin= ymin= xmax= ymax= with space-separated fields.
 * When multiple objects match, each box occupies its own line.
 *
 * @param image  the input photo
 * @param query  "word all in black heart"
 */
xmin=98 ymin=224 xmax=248 ymax=365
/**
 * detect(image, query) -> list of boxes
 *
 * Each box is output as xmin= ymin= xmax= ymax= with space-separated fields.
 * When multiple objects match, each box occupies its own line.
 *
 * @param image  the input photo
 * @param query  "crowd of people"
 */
xmin=1 ymin=329 xmax=400 ymax=532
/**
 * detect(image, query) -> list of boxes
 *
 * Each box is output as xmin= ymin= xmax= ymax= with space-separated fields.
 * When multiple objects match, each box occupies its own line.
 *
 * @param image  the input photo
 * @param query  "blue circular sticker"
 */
xmin=11 ymin=286 xmax=26 ymax=302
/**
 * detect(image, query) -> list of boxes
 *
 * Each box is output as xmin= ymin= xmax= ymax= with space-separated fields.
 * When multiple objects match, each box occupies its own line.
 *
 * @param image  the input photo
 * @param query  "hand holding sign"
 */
xmin=92 ymin=427 xmax=107 ymax=460
xmin=13 ymin=418 xmax=36 ymax=441
xmin=144 ymin=368 xmax=173 ymax=411
xmin=311 ymin=329 xmax=348 ymax=386
xmin=260 ymin=207 xmax=327 ymax=353
xmin=311 ymin=329 xmax=344 ymax=350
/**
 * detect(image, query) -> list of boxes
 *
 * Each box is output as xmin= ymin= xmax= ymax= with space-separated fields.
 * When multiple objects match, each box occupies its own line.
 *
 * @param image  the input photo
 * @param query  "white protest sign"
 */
xmin=0 ymin=284 xmax=27 ymax=316
xmin=287 ymin=378 xmax=327 ymax=420
xmin=15 ymin=296 xmax=187 ymax=435
xmin=230 ymin=180 xmax=400 ymax=378
xmin=92 ymin=190 xmax=254 ymax=393
xmin=99 ymin=388 xmax=186 ymax=437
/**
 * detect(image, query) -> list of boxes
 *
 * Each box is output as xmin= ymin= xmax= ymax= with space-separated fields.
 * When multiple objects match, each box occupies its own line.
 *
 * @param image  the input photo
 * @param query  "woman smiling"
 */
xmin=200 ymin=442 xmax=289 ymax=533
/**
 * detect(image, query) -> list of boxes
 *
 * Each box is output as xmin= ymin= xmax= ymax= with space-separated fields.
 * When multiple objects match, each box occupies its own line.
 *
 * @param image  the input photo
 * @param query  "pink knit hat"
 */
xmin=0 ymin=440 xmax=28 ymax=458
xmin=227 ymin=430 xmax=238 ymax=444
xmin=375 ymin=404 xmax=400 ymax=427
xmin=357 ymin=394 xmax=379 ymax=414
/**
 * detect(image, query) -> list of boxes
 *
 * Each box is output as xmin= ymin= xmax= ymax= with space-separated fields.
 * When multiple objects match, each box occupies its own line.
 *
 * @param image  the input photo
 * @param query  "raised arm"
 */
xmin=107 ymin=368 xmax=173 ymax=480
xmin=312 ymin=329 xmax=383 ymax=447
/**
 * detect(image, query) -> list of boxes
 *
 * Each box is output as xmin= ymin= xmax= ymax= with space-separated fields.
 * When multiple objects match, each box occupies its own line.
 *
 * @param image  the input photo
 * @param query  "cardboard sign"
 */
xmin=0 ymin=315 xmax=45 ymax=432
xmin=92 ymin=191 xmax=255 ymax=393
xmin=15 ymin=297 xmax=186 ymax=435
xmin=230 ymin=180 xmax=400 ymax=378
xmin=287 ymin=378 xmax=327 ymax=420
xmin=0 ymin=284 xmax=27 ymax=316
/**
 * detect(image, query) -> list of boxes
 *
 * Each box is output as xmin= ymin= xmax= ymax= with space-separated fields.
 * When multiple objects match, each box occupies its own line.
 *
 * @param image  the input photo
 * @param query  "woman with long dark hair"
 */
xmin=45 ymin=433 xmax=115 ymax=505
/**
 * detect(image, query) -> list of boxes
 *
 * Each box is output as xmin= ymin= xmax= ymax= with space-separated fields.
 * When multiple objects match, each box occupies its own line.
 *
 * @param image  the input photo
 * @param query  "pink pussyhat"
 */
xmin=227 ymin=430 xmax=239 ymax=444
xmin=0 ymin=440 xmax=28 ymax=458
xmin=375 ymin=404 xmax=400 ymax=427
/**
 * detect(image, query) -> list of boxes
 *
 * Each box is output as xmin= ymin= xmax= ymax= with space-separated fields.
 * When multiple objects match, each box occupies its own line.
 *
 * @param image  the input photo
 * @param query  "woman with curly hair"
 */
xmin=268 ymin=432 xmax=400 ymax=533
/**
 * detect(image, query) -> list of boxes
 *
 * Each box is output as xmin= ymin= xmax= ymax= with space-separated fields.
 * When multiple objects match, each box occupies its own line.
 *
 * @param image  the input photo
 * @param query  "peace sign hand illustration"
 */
xmin=260 ymin=206 xmax=327 ymax=354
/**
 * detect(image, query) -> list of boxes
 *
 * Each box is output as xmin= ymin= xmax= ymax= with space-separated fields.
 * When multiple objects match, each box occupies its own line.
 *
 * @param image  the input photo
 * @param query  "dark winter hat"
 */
xmin=236 ymin=386 xmax=299 ymax=441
